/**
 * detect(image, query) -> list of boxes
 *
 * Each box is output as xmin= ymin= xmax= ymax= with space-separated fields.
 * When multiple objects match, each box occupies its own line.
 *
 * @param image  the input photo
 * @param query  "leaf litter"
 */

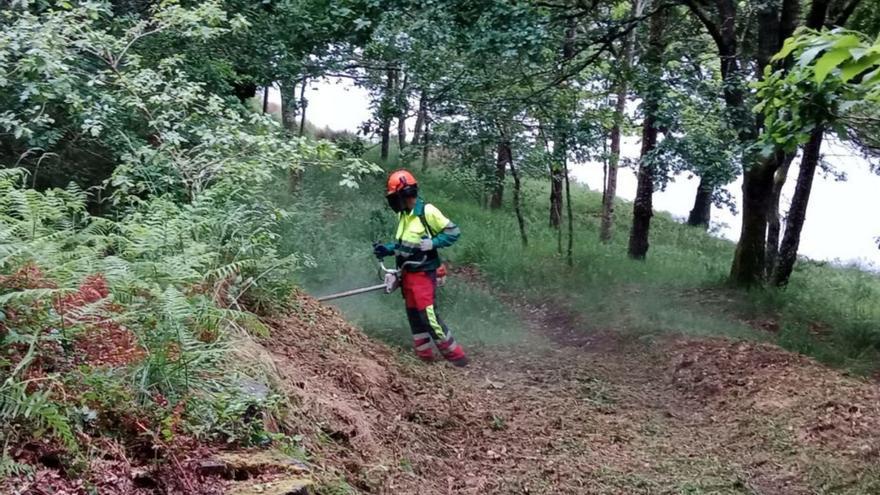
xmin=253 ymin=291 xmax=880 ymax=494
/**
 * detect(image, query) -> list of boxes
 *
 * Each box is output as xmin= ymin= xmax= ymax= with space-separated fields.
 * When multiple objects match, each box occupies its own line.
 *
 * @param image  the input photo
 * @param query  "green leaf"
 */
xmin=774 ymin=37 xmax=799 ymax=61
xmin=814 ymin=48 xmax=852 ymax=83
xmin=840 ymin=54 xmax=880 ymax=82
xmin=849 ymin=47 xmax=868 ymax=61
xmin=831 ymin=34 xmax=861 ymax=49
xmin=798 ymin=46 xmax=825 ymax=67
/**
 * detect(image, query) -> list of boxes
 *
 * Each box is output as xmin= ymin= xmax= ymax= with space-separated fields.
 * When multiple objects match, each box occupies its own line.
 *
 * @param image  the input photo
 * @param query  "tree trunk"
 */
xmin=772 ymin=129 xmax=824 ymax=286
xmin=421 ymin=118 xmax=430 ymax=170
xmin=490 ymin=140 xmax=509 ymax=209
xmin=762 ymin=0 xmax=832 ymax=283
xmin=552 ymin=124 xmax=568 ymax=255
xmin=262 ymin=85 xmax=270 ymax=114
xmin=411 ymin=90 xmax=427 ymax=147
xmin=380 ymin=70 xmax=395 ymax=161
xmin=765 ymin=151 xmax=796 ymax=275
xmin=628 ymin=123 xmax=657 ymax=259
xmin=601 ymin=130 xmax=609 ymax=206
xmin=563 ymin=147 xmax=574 ymax=266
xmin=762 ymin=0 xmax=831 ymax=283
xmin=687 ymin=178 xmax=712 ymax=229
xmin=627 ymin=9 xmax=665 ymax=260
xmin=727 ymin=0 xmax=801 ymax=286
xmin=397 ymin=73 xmax=408 ymax=151
xmin=600 ymin=94 xmax=624 ymax=241
xmin=288 ymin=80 xmax=308 ymax=192
xmin=549 ymin=165 xmax=563 ymax=229
xmin=730 ymin=157 xmax=777 ymax=286
xmin=685 ymin=0 xmax=755 ymax=284
xmin=397 ymin=115 xmax=407 ymax=151
xmin=281 ymin=79 xmax=298 ymax=130
xmin=561 ymin=18 xmax=576 ymax=263
xmin=600 ymin=0 xmax=642 ymax=243
xmin=540 ymin=124 xmax=563 ymax=229
xmin=298 ymin=78 xmax=308 ymax=136
xmin=510 ymin=153 xmax=528 ymax=247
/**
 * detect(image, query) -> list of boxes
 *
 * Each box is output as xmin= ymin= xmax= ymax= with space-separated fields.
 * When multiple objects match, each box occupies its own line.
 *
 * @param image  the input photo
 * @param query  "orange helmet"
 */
xmin=386 ymin=169 xmax=418 ymax=212
xmin=386 ymin=169 xmax=418 ymax=195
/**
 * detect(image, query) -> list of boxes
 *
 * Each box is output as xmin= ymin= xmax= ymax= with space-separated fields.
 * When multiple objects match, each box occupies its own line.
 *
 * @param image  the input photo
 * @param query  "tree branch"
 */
xmin=832 ymin=0 xmax=863 ymax=26
xmin=683 ymin=0 xmax=724 ymax=50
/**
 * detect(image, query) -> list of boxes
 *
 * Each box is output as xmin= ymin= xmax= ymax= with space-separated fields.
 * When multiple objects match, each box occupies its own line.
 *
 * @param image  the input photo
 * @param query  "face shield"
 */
xmin=386 ymin=185 xmax=418 ymax=213
xmin=386 ymin=192 xmax=406 ymax=212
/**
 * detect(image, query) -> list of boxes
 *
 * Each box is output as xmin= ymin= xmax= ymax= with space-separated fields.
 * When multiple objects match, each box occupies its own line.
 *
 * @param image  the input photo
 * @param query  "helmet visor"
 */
xmin=386 ymin=192 xmax=406 ymax=212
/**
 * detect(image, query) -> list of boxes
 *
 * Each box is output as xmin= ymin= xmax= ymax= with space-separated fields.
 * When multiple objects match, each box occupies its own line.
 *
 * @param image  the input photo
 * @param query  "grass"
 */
xmin=282 ymin=144 xmax=880 ymax=375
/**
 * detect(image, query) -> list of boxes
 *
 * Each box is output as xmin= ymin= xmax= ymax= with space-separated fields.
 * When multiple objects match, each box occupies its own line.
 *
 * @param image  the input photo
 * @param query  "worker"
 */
xmin=373 ymin=169 xmax=468 ymax=367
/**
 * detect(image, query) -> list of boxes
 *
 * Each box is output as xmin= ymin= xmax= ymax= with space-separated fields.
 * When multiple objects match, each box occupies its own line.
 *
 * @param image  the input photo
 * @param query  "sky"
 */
xmin=267 ymin=79 xmax=880 ymax=268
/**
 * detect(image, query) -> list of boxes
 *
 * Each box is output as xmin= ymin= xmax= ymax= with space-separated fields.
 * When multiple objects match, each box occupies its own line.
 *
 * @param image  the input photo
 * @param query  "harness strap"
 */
xmin=419 ymin=211 xmax=435 ymax=238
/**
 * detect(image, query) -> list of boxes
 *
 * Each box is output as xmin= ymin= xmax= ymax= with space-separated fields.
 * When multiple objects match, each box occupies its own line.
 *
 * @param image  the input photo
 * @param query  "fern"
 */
xmin=0 ymin=381 xmax=77 ymax=453
xmin=204 ymin=259 xmax=256 ymax=283
xmin=0 ymin=453 xmax=34 ymax=479
xmin=0 ymin=288 xmax=70 ymax=305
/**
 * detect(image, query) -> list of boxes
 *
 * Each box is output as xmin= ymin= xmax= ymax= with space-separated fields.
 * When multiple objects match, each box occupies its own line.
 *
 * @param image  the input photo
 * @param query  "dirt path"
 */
xmin=377 ymin=296 xmax=880 ymax=494
xmin=265 ymin=291 xmax=880 ymax=495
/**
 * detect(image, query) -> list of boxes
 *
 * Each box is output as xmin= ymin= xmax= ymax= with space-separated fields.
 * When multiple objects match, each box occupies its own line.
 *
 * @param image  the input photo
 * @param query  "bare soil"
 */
xmin=265 ymin=291 xmax=880 ymax=494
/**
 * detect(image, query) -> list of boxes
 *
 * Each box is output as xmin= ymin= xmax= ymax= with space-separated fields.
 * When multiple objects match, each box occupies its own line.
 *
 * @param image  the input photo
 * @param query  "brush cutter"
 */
xmin=316 ymin=256 xmax=434 ymax=302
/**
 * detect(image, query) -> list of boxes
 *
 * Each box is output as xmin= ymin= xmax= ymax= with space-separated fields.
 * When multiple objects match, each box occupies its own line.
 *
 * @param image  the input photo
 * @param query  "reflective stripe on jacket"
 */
xmin=391 ymin=198 xmax=460 ymax=271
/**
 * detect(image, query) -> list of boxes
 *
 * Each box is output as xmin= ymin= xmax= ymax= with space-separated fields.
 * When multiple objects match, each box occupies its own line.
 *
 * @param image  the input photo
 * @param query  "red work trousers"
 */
xmin=401 ymin=270 xmax=466 ymax=363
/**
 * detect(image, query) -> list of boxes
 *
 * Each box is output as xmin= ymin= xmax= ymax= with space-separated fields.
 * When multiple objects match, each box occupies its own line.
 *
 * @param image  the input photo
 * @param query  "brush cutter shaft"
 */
xmin=315 ymin=256 xmax=429 ymax=302
xmin=316 ymin=283 xmax=387 ymax=302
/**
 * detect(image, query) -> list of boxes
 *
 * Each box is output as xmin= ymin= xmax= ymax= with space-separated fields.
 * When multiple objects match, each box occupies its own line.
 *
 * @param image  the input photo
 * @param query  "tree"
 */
xmin=628 ymin=8 xmax=667 ymax=259
xmin=684 ymin=0 xmax=862 ymax=286
xmin=755 ymin=28 xmax=880 ymax=284
xmin=489 ymin=138 xmax=508 ymax=209
xmin=380 ymin=69 xmax=397 ymax=160
xmin=600 ymin=0 xmax=646 ymax=242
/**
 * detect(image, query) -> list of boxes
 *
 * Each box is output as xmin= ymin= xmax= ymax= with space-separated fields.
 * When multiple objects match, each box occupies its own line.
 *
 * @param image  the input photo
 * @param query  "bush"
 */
xmin=0 ymin=1 xmax=382 ymax=475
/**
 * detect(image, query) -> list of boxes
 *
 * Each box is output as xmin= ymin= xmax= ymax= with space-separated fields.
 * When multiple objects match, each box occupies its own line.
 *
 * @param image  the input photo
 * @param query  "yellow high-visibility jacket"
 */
xmin=386 ymin=198 xmax=460 ymax=271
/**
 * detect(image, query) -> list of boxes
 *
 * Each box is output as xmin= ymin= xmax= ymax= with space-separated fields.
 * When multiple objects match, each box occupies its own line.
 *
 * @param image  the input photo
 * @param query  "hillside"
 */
xmin=2 ymin=152 xmax=879 ymax=492
xmin=3 ymin=3 xmax=880 ymax=493
xmin=7 ymin=287 xmax=879 ymax=494
xmin=294 ymin=159 xmax=880 ymax=491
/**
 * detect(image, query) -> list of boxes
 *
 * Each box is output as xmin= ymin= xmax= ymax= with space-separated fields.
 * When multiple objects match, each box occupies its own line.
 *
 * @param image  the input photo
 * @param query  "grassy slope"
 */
xmin=286 ymin=148 xmax=880 ymax=375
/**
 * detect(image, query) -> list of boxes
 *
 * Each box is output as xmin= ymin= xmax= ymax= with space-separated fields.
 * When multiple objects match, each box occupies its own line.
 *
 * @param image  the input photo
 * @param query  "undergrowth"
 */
xmin=0 ymin=4 xmax=382 ymax=485
xmin=0 ymin=162 xmax=295 ymax=470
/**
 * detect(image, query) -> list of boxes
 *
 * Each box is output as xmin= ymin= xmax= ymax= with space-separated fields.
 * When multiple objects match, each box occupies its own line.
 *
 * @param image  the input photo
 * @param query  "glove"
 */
xmin=373 ymin=242 xmax=394 ymax=259
xmin=419 ymin=237 xmax=434 ymax=251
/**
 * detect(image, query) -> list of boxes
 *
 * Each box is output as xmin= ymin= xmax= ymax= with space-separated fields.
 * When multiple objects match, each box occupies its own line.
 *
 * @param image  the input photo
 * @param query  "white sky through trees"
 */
xmin=268 ymin=80 xmax=880 ymax=269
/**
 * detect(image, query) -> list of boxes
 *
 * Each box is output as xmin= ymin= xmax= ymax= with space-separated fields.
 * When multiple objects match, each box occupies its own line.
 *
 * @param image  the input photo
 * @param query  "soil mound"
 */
xmin=263 ymin=292 xmax=482 ymax=492
xmin=669 ymin=338 xmax=880 ymax=457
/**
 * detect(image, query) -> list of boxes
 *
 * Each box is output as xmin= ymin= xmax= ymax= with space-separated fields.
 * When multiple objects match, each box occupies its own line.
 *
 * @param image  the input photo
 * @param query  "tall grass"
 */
xmin=286 ymin=147 xmax=880 ymax=374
